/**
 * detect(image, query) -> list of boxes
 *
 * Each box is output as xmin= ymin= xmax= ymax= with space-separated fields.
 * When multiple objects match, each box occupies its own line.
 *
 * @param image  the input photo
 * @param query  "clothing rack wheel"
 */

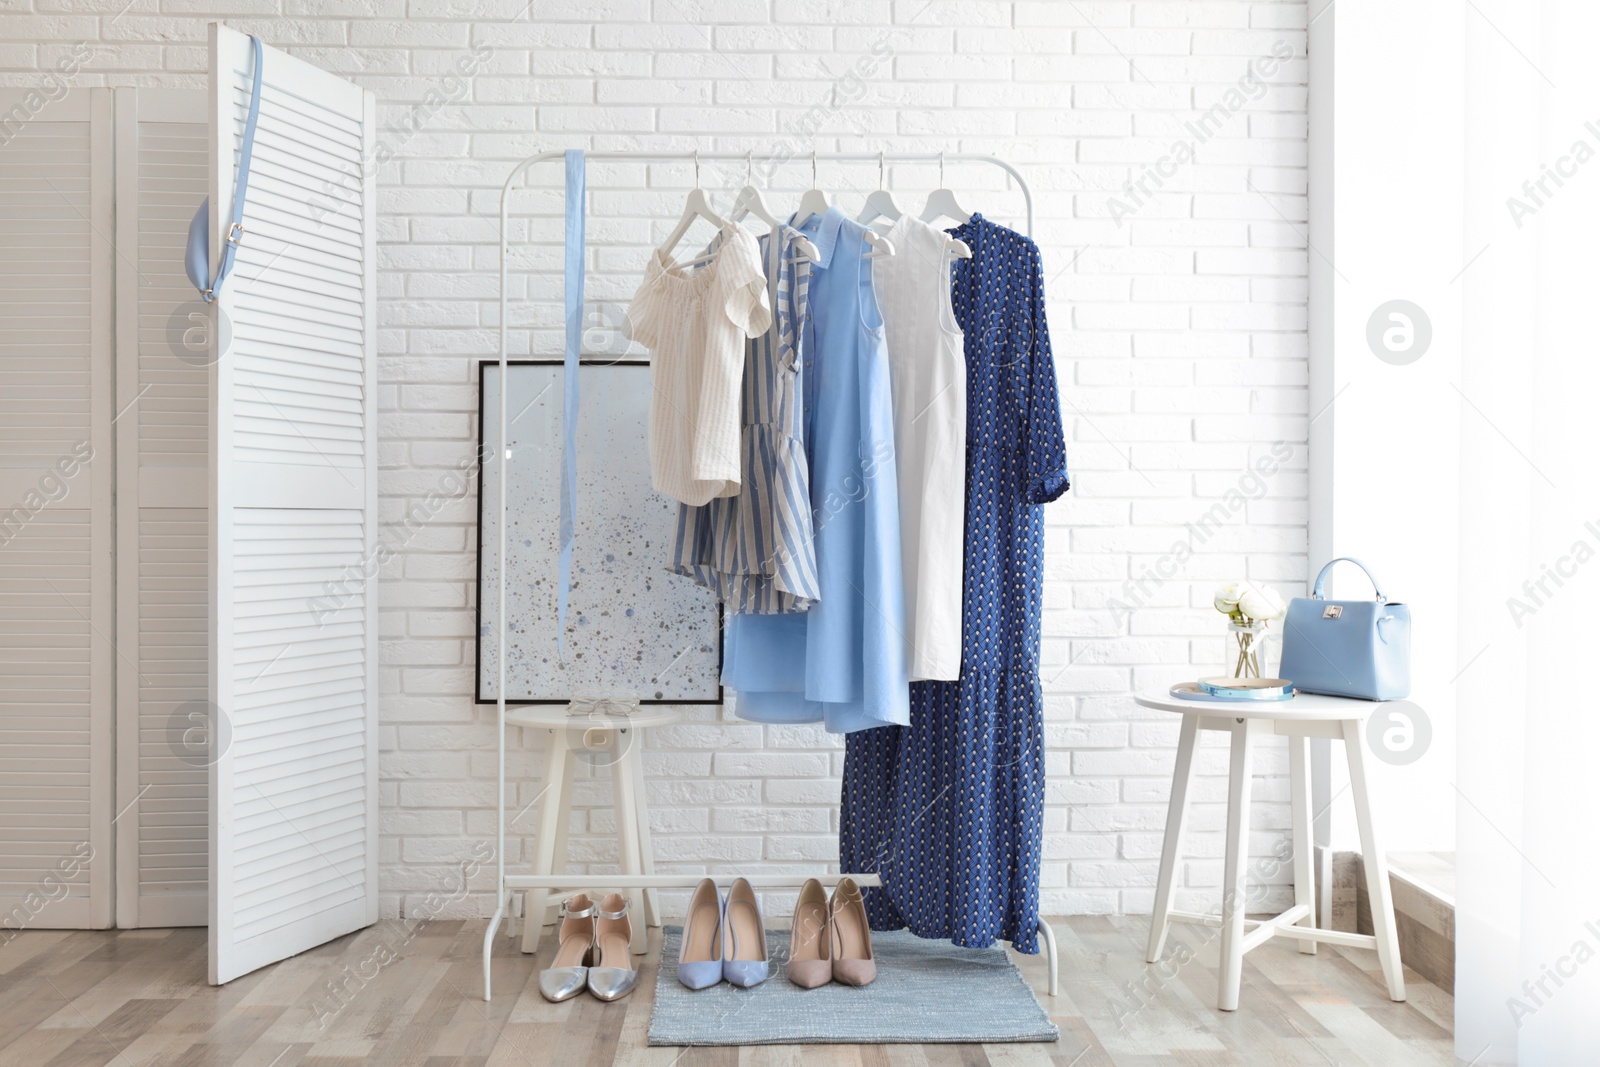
xmin=482 ymin=149 xmax=1043 ymax=1004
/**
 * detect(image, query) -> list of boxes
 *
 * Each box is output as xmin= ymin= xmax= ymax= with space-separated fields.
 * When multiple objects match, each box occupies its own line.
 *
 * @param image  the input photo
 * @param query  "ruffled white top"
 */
xmin=625 ymin=223 xmax=772 ymax=506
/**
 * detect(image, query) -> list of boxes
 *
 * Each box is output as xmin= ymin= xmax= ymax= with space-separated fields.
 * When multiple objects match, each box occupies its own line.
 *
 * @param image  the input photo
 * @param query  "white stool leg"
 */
xmin=1288 ymin=732 xmax=1317 ymax=955
xmin=611 ymin=735 xmax=648 ymax=955
xmin=1342 ymin=719 xmax=1406 ymax=1001
xmin=521 ymin=733 xmax=569 ymax=954
xmin=1147 ymin=714 xmax=1200 ymax=963
xmin=629 ymin=732 xmax=660 ymax=928
xmin=544 ymin=743 xmax=576 ymax=929
xmin=1218 ymin=717 xmax=1258 ymax=1011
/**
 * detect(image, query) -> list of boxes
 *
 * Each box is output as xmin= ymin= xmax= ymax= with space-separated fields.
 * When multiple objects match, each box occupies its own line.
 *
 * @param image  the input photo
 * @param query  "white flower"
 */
xmin=1237 ymin=582 xmax=1287 ymax=621
xmin=1214 ymin=580 xmax=1248 ymax=615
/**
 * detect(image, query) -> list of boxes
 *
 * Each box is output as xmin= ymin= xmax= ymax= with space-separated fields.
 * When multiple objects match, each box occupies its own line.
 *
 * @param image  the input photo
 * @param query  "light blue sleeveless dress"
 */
xmin=722 ymin=207 xmax=910 ymax=734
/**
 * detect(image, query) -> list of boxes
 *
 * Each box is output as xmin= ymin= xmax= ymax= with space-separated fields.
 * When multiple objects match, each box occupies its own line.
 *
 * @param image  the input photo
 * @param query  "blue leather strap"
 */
xmin=1311 ymin=556 xmax=1386 ymax=601
xmin=557 ymin=149 xmax=585 ymax=662
xmin=195 ymin=35 xmax=263 ymax=303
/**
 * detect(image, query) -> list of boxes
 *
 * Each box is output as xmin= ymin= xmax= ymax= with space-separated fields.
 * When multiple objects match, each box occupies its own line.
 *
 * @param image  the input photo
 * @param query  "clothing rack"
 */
xmin=482 ymin=151 xmax=1052 ymax=1002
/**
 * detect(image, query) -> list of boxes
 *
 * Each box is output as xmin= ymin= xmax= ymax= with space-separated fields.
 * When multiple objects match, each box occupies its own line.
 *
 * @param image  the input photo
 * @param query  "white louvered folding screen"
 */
xmin=206 ymin=25 xmax=379 ymax=984
xmin=0 ymin=89 xmax=115 ymax=931
xmin=113 ymin=88 xmax=211 ymax=929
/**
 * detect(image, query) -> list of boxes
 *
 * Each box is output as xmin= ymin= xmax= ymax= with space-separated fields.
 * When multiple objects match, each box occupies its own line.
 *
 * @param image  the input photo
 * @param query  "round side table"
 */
xmin=1134 ymin=688 xmax=1406 ymax=1011
xmin=505 ymin=705 xmax=682 ymax=956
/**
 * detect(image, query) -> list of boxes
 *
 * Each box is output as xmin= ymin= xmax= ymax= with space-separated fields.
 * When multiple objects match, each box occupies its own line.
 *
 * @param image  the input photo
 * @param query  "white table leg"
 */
xmin=629 ymin=731 xmax=660 ymax=928
xmin=1218 ymin=717 xmax=1258 ymax=1011
xmin=1147 ymin=713 xmax=1200 ymax=963
xmin=1343 ymin=719 xmax=1406 ymax=1001
xmin=1288 ymin=732 xmax=1317 ymax=955
xmin=520 ymin=734 xmax=569 ymax=955
xmin=612 ymin=734 xmax=648 ymax=955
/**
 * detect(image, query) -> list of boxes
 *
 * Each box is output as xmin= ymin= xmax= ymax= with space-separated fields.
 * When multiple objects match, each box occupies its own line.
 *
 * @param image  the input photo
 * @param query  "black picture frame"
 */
xmin=473 ymin=358 xmax=725 ymax=706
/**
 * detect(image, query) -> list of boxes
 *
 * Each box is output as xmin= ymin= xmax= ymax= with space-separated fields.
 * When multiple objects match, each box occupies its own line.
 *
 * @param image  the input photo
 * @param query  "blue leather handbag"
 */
xmin=1278 ymin=558 xmax=1411 ymax=701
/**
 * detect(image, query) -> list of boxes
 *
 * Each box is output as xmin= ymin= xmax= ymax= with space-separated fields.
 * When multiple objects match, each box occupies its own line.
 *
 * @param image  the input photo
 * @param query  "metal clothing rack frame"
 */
xmin=482 ymin=151 xmax=1053 ymax=1002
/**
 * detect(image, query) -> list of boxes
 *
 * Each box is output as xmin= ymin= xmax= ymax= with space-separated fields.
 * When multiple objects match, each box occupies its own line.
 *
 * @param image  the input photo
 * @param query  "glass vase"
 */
xmin=1227 ymin=620 xmax=1268 ymax=680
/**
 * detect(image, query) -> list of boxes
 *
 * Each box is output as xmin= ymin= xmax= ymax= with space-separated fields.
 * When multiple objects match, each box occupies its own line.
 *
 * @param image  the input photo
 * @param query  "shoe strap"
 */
xmin=596 ymin=897 xmax=631 ymax=920
xmin=558 ymin=899 xmax=595 ymax=919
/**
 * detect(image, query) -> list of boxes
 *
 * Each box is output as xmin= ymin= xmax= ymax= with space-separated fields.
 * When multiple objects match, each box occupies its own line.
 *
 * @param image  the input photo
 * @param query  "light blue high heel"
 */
xmin=677 ymin=877 xmax=724 ymax=989
xmin=722 ymin=877 xmax=770 ymax=988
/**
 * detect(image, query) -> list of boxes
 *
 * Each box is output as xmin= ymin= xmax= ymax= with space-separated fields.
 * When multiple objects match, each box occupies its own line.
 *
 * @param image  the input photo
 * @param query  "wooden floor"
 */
xmin=0 ymin=915 xmax=1453 ymax=1066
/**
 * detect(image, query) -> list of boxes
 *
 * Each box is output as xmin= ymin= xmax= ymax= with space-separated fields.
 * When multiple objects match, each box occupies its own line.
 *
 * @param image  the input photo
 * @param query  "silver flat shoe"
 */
xmin=586 ymin=893 xmax=639 ymax=1001
xmin=539 ymin=894 xmax=596 ymax=1003
xmin=539 ymin=964 xmax=589 ymax=1003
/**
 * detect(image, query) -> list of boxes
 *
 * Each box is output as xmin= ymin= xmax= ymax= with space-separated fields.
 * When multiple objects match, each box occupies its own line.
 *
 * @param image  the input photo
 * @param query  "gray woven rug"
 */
xmin=646 ymin=925 xmax=1058 ymax=1046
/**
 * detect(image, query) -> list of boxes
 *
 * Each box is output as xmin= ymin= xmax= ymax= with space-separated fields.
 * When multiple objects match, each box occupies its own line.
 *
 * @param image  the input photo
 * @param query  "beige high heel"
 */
xmin=539 ymin=894 xmax=595 ymax=1002
xmin=829 ymin=877 xmax=876 ymax=986
xmin=586 ymin=893 xmax=639 ymax=1001
xmin=786 ymin=878 xmax=831 ymax=988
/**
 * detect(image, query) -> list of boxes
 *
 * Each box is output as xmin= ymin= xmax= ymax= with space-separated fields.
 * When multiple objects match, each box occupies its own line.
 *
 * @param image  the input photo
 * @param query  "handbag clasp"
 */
xmin=1323 ymin=605 xmax=1343 ymax=619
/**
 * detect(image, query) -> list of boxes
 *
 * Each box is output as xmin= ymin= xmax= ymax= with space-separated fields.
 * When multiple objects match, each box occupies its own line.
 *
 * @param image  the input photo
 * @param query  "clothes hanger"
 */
xmin=919 ymin=151 xmax=972 ymax=225
xmin=728 ymin=151 xmax=819 ymax=263
xmin=790 ymin=151 xmax=893 ymax=258
xmin=658 ymin=150 xmax=730 ymax=269
xmin=856 ymin=151 xmax=904 ymax=227
xmin=863 ymin=228 xmax=896 ymax=258
xmin=792 ymin=149 xmax=832 ymax=227
xmin=920 ymin=152 xmax=972 ymax=259
xmin=729 ymin=150 xmax=779 ymax=227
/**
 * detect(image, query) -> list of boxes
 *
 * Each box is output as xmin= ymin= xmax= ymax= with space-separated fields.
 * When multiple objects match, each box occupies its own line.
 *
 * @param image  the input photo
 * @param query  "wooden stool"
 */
xmin=1135 ymin=688 xmax=1406 ymax=1011
xmin=506 ymin=705 xmax=682 ymax=956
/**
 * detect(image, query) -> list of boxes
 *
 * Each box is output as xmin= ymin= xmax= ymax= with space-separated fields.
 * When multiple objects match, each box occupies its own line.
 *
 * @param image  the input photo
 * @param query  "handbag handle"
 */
xmin=1310 ymin=557 xmax=1387 ymax=601
xmin=185 ymin=34 xmax=263 ymax=303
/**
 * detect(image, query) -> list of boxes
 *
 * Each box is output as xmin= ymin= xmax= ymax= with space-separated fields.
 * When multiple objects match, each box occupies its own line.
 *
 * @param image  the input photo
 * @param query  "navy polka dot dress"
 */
xmin=840 ymin=214 xmax=1069 ymax=954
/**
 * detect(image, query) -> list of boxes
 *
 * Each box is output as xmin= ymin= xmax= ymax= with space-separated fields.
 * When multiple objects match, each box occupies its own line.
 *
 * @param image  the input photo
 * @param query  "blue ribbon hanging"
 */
xmin=557 ymin=149 xmax=584 ymax=662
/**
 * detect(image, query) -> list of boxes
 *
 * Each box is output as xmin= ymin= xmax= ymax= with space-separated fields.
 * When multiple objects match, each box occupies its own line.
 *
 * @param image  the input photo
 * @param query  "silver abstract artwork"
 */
xmin=478 ymin=361 xmax=721 ymax=703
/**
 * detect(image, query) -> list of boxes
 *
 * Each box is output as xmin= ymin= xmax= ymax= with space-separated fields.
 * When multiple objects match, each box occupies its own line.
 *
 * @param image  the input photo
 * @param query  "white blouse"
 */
xmin=875 ymin=213 xmax=967 ymax=681
xmin=625 ymin=224 xmax=771 ymax=507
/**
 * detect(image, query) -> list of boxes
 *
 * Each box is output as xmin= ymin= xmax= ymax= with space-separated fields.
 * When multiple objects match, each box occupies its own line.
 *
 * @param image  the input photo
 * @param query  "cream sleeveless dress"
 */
xmin=875 ymin=213 xmax=967 ymax=682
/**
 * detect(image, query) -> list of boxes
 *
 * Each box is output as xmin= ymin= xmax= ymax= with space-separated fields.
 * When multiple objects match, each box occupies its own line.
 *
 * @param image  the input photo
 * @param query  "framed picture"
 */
xmin=476 ymin=360 xmax=723 ymax=704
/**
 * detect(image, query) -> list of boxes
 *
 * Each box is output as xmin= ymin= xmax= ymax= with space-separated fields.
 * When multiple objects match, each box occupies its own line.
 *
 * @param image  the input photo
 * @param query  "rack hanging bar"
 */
xmin=484 ymin=147 xmax=1044 ymax=1004
xmin=496 ymin=151 xmax=1032 ymax=237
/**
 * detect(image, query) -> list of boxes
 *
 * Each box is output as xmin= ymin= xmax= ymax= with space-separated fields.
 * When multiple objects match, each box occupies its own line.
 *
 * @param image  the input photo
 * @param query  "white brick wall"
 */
xmin=2 ymin=0 xmax=1309 ymax=923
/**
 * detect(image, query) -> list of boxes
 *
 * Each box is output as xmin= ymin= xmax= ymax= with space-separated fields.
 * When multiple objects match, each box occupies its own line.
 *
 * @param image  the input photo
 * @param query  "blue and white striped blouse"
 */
xmin=669 ymin=225 xmax=821 ymax=613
